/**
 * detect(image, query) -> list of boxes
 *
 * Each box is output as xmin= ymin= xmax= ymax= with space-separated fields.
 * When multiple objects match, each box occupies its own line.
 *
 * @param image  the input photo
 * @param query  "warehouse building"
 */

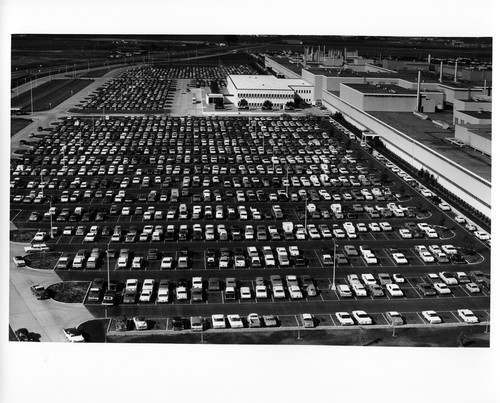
xmin=226 ymin=75 xmax=313 ymax=109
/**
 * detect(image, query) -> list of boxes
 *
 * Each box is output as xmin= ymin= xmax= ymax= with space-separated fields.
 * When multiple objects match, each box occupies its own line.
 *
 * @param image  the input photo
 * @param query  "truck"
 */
xmin=361 ymin=249 xmax=378 ymax=264
xmin=276 ymin=247 xmax=290 ymax=266
xmin=262 ymin=246 xmax=276 ymax=267
xmin=282 ymin=222 xmax=294 ymax=240
xmin=247 ymin=246 xmax=262 ymax=268
xmin=87 ymin=278 xmax=104 ymax=302
xmin=56 ymin=256 xmax=70 ymax=269
xmin=225 ymin=278 xmax=237 ymax=300
xmin=170 ymin=188 xmax=179 ymax=203
xmin=330 ymin=203 xmax=344 ymax=218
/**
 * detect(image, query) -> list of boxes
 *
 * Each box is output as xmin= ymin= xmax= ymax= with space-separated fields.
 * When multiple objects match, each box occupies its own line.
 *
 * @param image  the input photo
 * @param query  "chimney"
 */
xmin=415 ymin=71 xmax=421 ymax=112
xmin=439 ymin=61 xmax=443 ymax=83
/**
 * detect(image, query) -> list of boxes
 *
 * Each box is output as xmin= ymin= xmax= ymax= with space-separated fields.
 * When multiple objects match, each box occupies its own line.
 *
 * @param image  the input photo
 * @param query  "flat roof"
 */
xmin=266 ymin=56 xmax=304 ymax=75
xmin=304 ymin=66 xmax=486 ymax=87
xmin=457 ymin=110 xmax=492 ymax=119
xmin=369 ymin=111 xmax=491 ymax=183
xmin=227 ymin=75 xmax=311 ymax=91
xmin=342 ymin=83 xmax=417 ymax=95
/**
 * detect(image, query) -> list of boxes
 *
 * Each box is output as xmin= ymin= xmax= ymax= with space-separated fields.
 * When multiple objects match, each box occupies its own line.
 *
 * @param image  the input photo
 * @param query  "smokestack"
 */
xmin=428 ymin=54 xmax=431 ymax=64
xmin=415 ymin=71 xmax=421 ymax=112
xmin=439 ymin=61 xmax=443 ymax=83
xmin=454 ymin=60 xmax=458 ymax=83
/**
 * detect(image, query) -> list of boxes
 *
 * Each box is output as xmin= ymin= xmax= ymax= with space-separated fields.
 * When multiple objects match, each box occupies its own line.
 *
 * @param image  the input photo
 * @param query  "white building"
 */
xmin=226 ymin=75 xmax=313 ymax=109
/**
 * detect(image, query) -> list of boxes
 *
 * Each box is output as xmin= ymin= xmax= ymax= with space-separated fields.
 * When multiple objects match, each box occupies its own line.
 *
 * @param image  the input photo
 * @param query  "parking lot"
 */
xmin=12 ymin=110 xmax=490 ymax=332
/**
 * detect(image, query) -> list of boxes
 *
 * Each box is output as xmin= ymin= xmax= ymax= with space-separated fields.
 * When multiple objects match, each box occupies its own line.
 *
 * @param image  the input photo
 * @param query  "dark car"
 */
xmin=30 ymin=284 xmax=48 ymax=300
xmin=171 ymin=316 xmax=184 ymax=331
xmin=417 ymin=283 xmax=437 ymax=296
xmin=101 ymin=290 xmax=116 ymax=306
xmin=115 ymin=317 xmax=128 ymax=332
xmin=15 ymin=328 xmax=30 ymax=342
xmin=123 ymin=291 xmax=137 ymax=304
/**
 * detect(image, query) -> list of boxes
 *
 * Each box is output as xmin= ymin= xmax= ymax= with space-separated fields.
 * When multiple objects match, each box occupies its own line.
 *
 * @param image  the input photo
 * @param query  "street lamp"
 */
xmin=106 ymin=241 xmax=111 ymax=291
xmin=330 ymin=238 xmax=337 ymax=290
xmin=48 ymin=197 xmax=53 ymax=239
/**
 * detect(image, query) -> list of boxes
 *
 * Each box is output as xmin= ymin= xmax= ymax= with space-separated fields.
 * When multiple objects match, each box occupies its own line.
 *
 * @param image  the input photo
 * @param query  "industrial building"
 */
xmin=263 ymin=53 xmax=492 ymax=217
xmin=226 ymin=75 xmax=313 ymax=109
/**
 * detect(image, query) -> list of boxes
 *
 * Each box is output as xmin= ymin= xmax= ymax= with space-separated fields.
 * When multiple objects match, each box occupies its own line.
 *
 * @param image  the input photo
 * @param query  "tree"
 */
xmin=380 ymin=169 xmax=389 ymax=184
xmin=238 ymin=99 xmax=249 ymax=109
xmin=285 ymin=101 xmax=295 ymax=110
xmin=262 ymin=100 xmax=273 ymax=110
xmin=438 ymin=214 xmax=446 ymax=226
xmin=214 ymin=98 xmax=224 ymax=109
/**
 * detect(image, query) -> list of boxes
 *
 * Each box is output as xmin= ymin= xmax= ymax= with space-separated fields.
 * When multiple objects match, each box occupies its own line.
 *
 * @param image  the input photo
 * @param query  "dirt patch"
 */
xmin=23 ymin=252 xmax=60 ymax=270
xmin=47 ymin=281 xmax=90 ymax=303
xmin=10 ymin=229 xmax=38 ymax=242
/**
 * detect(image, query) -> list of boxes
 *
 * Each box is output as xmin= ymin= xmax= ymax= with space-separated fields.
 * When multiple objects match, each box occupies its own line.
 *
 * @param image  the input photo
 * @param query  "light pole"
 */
xmin=331 ymin=238 xmax=337 ymax=290
xmin=106 ymin=241 xmax=111 ymax=291
xmin=285 ymin=164 xmax=289 ymax=197
xmin=30 ymin=79 xmax=33 ymax=116
xmin=40 ymin=165 xmax=44 ymax=198
xmin=304 ymin=195 xmax=307 ymax=229
xmin=49 ymin=197 xmax=53 ymax=239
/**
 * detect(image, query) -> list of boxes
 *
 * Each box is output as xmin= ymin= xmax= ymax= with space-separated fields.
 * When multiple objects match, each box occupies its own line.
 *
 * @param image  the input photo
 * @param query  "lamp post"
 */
xmin=49 ymin=197 xmax=53 ymax=239
xmin=285 ymin=164 xmax=289 ymax=197
xmin=330 ymin=238 xmax=337 ymax=290
xmin=106 ymin=241 xmax=111 ymax=291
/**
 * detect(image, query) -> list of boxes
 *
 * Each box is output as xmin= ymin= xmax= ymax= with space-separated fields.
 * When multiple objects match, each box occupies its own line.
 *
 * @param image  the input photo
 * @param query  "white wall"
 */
xmin=322 ymin=90 xmax=491 ymax=216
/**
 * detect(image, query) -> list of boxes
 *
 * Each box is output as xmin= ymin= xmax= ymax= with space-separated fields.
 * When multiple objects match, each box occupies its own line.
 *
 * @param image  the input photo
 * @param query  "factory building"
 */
xmin=226 ymin=75 xmax=313 ymax=109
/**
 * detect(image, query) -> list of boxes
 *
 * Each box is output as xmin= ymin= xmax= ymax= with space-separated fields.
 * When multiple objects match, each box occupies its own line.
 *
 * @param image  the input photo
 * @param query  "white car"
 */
xmin=454 ymin=216 xmax=466 ymax=224
xmin=474 ymin=231 xmax=490 ymax=241
xmin=438 ymin=202 xmax=451 ymax=211
xmin=465 ymin=282 xmax=481 ymax=293
xmin=368 ymin=222 xmax=381 ymax=232
xmin=192 ymin=277 xmax=203 ymax=289
xmin=132 ymin=316 xmax=148 ymax=330
xmin=272 ymin=285 xmax=286 ymax=299
xmin=125 ymin=279 xmax=138 ymax=292
xmin=386 ymin=283 xmax=404 ymax=297
xmin=255 ymin=285 xmax=268 ymax=299
xmin=352 ymin=310 xmax=373 ymax=325
xmin=361 ymin=273 xmax=377 ymax=286
xmin=336 ymin=284 xmax=352 ymax=298
xmin=288 ymin=246 xmax=300 ymax=257
xmin=457 ymin=309 xmax=479 ymax=324
xmin=240 ymin=286 xmax=252 ymax=299
xmin=399 ymin=228 xmax=412 ymax=239
xmin=63 ymin=328 xmax=85 ymax=342
xmin=211 ymin=314 xmax=226 ymax=329
xmin=139 ymin=290 xmax=153 ymax=303
xmin=289 ymin=285 xmax=303 ymax=299
xmin=388 ymin=275 xmax=403 ymax=285
xmin=161 ymin=256 xmax=173 ymax=269
xmin=336 ymin=312 xmax=355 ymax=326
xmin=433 ymin=283 xmax=452 ymax=294
xmin=439 ymin=272 xmax=458 ymax=285
xmin=422 ymin=310 xmax=442 ymax=324
xmin=380 ymin=222 xmax=392 ymax=231
xmin=227 ymin=314 xmax=244 ymax=328
xmin=419 ymin=251 xmax=435 ymax=263
xmin=441 ymin=245 xmax=457 ymax=255
xmin=352 ymin=283 xmax=367 ymax=297
xmin=301 ymin=313 xmax=315 ymax=328
xmin=392 ymin=253 xmax=408 ymax=264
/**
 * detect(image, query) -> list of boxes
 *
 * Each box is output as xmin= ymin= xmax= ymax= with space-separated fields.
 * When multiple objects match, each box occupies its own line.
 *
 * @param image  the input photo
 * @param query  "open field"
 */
xmin=10 ymin=118 xmax=32 ymax=136
xmin=11 ymin=79 xmax=92 ymax=112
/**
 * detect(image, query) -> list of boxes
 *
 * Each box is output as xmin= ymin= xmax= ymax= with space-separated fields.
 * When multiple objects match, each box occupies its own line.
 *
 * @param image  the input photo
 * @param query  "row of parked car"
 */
xmin=127 ymin=307 xmax=482 ymax=332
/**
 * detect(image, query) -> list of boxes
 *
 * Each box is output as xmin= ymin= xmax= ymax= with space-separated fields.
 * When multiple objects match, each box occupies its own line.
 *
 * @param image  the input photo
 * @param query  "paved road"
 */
xmin=9 ymin=242 xmax=94 ymax=342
